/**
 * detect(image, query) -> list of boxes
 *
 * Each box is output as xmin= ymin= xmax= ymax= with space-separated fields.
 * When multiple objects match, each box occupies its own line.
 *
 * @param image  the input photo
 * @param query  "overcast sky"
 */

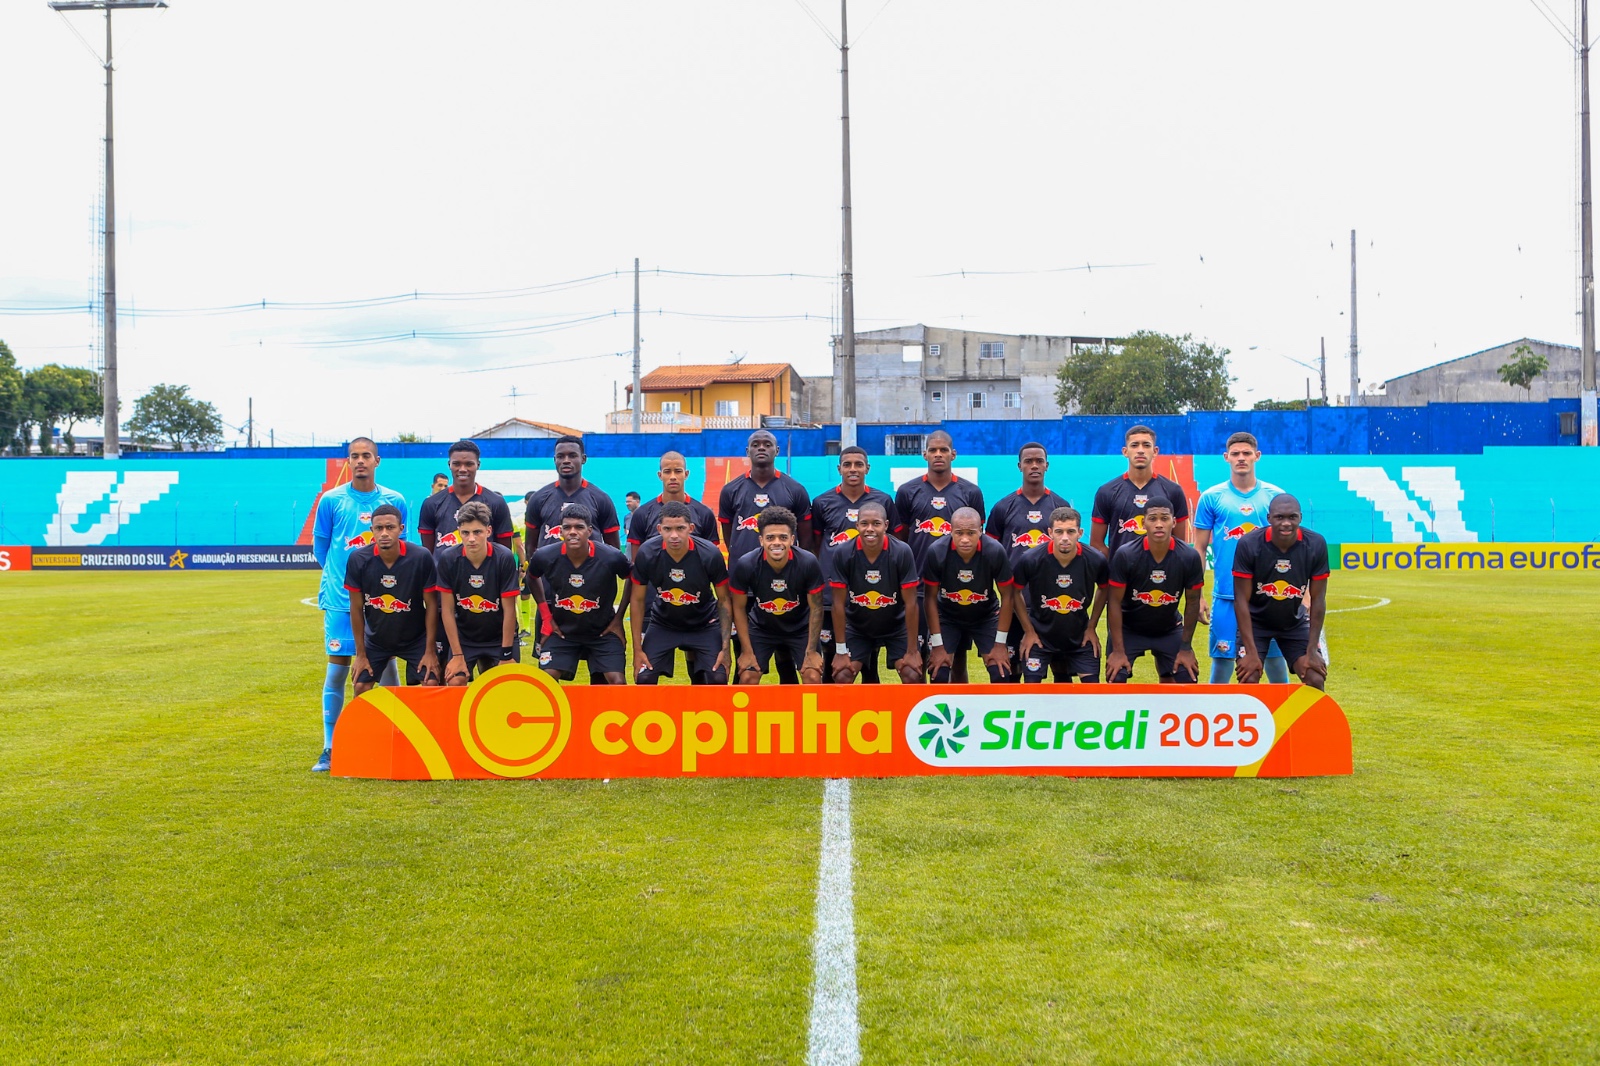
xmin=0 ymin=1 xmax=1585 ymax=444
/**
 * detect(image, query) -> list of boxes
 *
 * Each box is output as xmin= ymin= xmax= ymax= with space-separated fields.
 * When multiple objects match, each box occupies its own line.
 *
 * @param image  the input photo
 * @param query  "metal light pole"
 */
xmin=1348 ymin=229 xmax=1359 ymax=406
xmin=631 ymin=257 xmax=642 ymax=433
xmin=838 ymin=0 xmax=857 ymax=447
xmin=1582 ymin=0 xmax=1598 ymax=444
xmin=48 ymin=0 xmax=166 ymax=459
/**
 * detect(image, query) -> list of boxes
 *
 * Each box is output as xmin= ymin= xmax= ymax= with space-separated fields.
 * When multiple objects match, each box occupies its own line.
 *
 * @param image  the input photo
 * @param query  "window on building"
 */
xmin=902 ymin=345 xmax=923 ymax=362
xmin=890 ymin=434 xmax=926 ymax=456
xmin=969 ymin=391 xmax=987 ymax=409
xmin=979 ymin=342 xmax=1005 ymax=359
xmin=715 ymin=400 xmax=739 ymax=416
xmin=660 ymin=401 xmax=681 ymax=414
xmin=1003 ymin=391 xmax=1022 ymax=409
xmin=928 ymin=343 xmax=941 ymax=358
xmin=930 ymin=390 xmax=943 ymax=403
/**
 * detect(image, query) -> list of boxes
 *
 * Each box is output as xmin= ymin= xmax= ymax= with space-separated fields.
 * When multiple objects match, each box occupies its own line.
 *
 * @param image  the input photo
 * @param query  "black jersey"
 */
xmin=826 ymin=537 xmax=919 ymax=638
xmin=434 ymin=542 xmax=521 ymax=647
xmin=418 ymin=485 xmax=516 ymax=549
xmin=525 ymin=480 xmax=621 ymax=550
xmin=921 ymin=536 xmax=1013 ymax=625
xmin=810 ymin=485 xmax=902 ymax=548
xmin=343 ymin=541 xmax=438 ymax=651
xmin=894 ymin=474 xmax=986 ymax=571
xmin=729 ymin=546 xmax=826 ymax=637
xmin=1107 ymin=537 xmax=1205 ymax=638
xmin=631 ymin=535 xmax=728 ymax=631
xmin=1013 ymin=544 xmax=1108 ymax=649
xmin=1091 ymin=472 xmax=1191 ymax=558
xmin=528 ymin=539 xmax=632 ymax=641
xmin=718 ymin=470 xmax=812 ymax=562
xmin=1231 ymin=526 xmax=1330 ymax=632
xmin=628 ymin=495 xmax=719 ymax=546
xmin=985 ymin=488 xmax=1073 ymax=564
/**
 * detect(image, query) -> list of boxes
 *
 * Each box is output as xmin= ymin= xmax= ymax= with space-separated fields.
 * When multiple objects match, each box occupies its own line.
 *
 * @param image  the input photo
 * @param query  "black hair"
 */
xmin=560 ymin=504 xmax=594 ymax=527
xmin=554 ymin=434 xmax=585 ymax=456
xmin=1018 ymin=441 xmax=1047 ymax=459
xmin=659 ymin=500 xmax=692 ymax=523
xmin=432 ymin=472 xmax=448 ymax=483
xmin=371 ymin=503 xmax=402 ymax=522
xmin=1143 ymin=495 xmax=1174 ymax=514
xmin=757 ymin=506 xmax=797 ymax=535
xmin=348 ymin=436 xmax=377 ymax=453
xmin=625 ymin=491 xmax=642 ymax=501
xmin=1226 ymin=431 xmax=1259 ymax=450
xmin=448 ymin=439 xmax=481 ymax=459
xmin=857 ymin=500 xmax=888 ymax=520
xmin=1125 ymin=424 xmax=1157 ymax=443
xmin=839 ymin=445 xmax=868 ymax=462
xmin=1049 ymin=506 xmax=1082 ymax=527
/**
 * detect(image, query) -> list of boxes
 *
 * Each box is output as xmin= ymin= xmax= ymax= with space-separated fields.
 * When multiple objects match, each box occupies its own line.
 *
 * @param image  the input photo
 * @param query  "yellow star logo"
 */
xmin=168 ymin=549 xmax=189 ymax=569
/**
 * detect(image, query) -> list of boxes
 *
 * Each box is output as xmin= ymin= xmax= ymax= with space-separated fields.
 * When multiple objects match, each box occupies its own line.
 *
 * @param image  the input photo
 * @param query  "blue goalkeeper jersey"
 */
xmin=313 ymin=483 xmax=408 ymax=612
xmin=1192 ymin=479 xmax=1283 ymax=600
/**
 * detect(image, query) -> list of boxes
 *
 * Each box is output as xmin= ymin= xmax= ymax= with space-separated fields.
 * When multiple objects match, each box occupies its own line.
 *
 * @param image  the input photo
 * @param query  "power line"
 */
xmin=450 ymin=351 xmax=632 ymax=376
xmin=918 ymin=262 xmax=1154 ymax=278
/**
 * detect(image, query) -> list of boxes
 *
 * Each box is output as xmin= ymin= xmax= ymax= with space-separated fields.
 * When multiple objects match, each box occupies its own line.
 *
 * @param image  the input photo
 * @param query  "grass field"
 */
xmin=2 ymin=569 xmax=1597 ymax=1064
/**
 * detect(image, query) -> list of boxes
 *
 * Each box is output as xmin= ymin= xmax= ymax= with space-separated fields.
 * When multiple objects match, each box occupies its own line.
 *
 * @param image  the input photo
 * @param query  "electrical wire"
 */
xmin=449 ymin=351 xmax=632 ymax=375
xmin=788 ymin=0 xmax=839 ymax=47
xmin=919 ymin=262 xmax=1154 ymax=278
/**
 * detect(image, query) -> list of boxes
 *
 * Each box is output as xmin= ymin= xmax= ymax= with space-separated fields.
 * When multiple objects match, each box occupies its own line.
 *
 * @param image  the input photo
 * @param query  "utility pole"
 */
xmin=1319 ymin=336 xmax=1328 ymax=404
xmin=49 ymin=1 xmax=166 ymax=460
xmin=1348 ymin=229 xmax=1360 ymax=406
xmin=1583 ymin=0 xmax=1598 ymax=444
xmin=247 ymin=397 xmax=253 ymax=448
xmin=631 ymin=257 xmax=642 ymax=433
xmin=838 ymin=0 xmax=857 ymax=447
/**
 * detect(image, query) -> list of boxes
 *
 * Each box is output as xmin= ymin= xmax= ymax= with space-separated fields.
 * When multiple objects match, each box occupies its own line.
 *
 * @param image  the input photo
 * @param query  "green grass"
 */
xmin=1 ymin=570 xmax=1597 ymax=1063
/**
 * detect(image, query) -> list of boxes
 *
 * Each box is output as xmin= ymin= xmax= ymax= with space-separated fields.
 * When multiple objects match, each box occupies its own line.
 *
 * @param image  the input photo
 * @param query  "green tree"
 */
xmin=126 ymin=383 xmax=223 ymax=451
xmin=1251 ymin=397 xmax=1328 ymax=411
xmin=0 ymin=340 xmax=24 ymax=455
xmin=24 ymin=364 xmax=101 ymax=454
xmin=395 ymin=432 xmax=427 ymax=444
xmin=1055 ymin=331 xmax=1234 ymax=415
xmin=1497 ymin=344 xmax=1548 ymax=398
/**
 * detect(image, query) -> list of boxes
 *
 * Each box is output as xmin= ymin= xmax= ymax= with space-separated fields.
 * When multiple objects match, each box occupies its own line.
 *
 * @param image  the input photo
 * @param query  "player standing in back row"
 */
xmin=1091 ymin=424 xmax=1190 ymax=558
xmin=309 ymin=436 xmax=406 ymax=773
xmin=418 ymin=440 xmax=517 ymax=552
xmin=524 ymin=435 xmax=621 ymax=552
xmin=811 ymin=445 xmax=900 ymax=682
xmin=630 ymin=451 xmax=719 ymax=549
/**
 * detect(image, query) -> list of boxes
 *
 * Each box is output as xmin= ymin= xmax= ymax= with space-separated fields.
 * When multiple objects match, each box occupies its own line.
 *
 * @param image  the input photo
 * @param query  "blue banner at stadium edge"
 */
xmin=28 ymin=546 xmax=319 ymax=571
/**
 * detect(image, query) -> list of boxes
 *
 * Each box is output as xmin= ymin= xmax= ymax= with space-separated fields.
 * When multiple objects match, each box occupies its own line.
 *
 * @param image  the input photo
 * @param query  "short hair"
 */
xmin=757 ymin=506 xmax=797 ymax=535
xmin=348 ymin=436 xmax=376 ymax=453
xmin=658 ymin=450 xmax=686 ymax=468
xmin=1225 ymin=431 xmax=1259 ymax=451
xmin=659 ymin=500 xmax=692 ymax=524
xmin=1125 ymin=424 xmax=1156 ymax=443
xmin=1017 ymin=441 xmax=1047 ymax=459
xmin=432 ymin=471 xmax=448 ymax=483
xmin=1143 ymin=495 xmax=1174 ymax=514
xmin=554 ymin=434 xmax=585 ymax=455
xmin=925 ymin=430 xmax=953 ymax=448
xmin=839 ymin=445 xmax=868 ymax=462
xmin=857 ymin=500 xmax=888 ymax=521
xmin=560 ymin=504 xmax=594 ymax=527
xmin=748 ymin=429 xmax=777 ymax=444
xmin=625 ymin=491 xmax=641 ymax=501
xmin=1049 ymin=506 xmax=1082 ymax=528
xmin=371 ymin=503 xmax=402 ymax=523
xmin=951 ymin=506 xmax=983 ymax=527
xmin=455 ymin=500 xmax=493 ymax=528
xmin=448 ymin=439 xmax=481 ymax=459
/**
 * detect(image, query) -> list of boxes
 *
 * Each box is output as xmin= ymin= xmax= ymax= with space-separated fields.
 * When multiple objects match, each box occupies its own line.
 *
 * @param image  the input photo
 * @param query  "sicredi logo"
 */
xmin=904 ymin=693 xmax=1276 ymax=768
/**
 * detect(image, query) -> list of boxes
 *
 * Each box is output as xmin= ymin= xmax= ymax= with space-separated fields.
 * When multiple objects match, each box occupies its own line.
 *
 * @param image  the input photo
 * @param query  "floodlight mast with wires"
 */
xmin=47 ymin=0 xmax=167 ymax=459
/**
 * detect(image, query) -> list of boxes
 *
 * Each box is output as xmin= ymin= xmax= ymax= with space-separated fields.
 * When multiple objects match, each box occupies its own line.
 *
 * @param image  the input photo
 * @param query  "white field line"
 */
xmin=806 ymin=778 xmax=860 ymax=1066
xmin=1326 ymin=595 xmax=1392 ymax=614
xmin=300 ymin=597 xmax=318 ymax=607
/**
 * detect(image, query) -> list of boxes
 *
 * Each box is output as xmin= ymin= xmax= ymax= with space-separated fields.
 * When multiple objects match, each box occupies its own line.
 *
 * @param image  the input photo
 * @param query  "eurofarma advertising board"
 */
xmin=331 ymin=665 xmax=1352 ymax=781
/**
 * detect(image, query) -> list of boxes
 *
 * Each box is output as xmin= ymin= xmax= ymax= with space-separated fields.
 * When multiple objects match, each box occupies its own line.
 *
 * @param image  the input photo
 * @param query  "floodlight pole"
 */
xmin=631 ymin=257 xmax=641 ymax=433
xmin=838 ymin=0 xmax=857 ymax=447
xmin=1582 ymin=0 xmax=1598 ymax=444
xmin=48 ymin=0 xmax=166 ymax=459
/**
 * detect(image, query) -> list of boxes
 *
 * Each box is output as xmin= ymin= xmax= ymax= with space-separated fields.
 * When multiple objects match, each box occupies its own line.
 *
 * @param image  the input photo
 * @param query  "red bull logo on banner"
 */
xmin=939 ymin=588 xmax=990 ymax=607
xmin=756 ymin=597 xmax=801 ymax=615
xmin=1131 ymin=589 xmax=1179 ymax=607
xmin=554 ymin=595 xmax=603 ymax=613
xmin=658 ymin=588 xmax=702 ymax=607
xmin=915 ymin=516 xmax=952 ymax=537
xmin=850 ymin=590 xmax=899 ymax=609
xmin=1038 ymin=594 xmax=1085 ymax=614
xmin=366 ymin=593 xmax=412 ymax=613
xmin=457 ymin=595 xmax=500 ymax=613
xmin=1257 ymin=581 xmax=1305 ymax=600
xmin=1013 ymin=529 xmax=1050 ymax=549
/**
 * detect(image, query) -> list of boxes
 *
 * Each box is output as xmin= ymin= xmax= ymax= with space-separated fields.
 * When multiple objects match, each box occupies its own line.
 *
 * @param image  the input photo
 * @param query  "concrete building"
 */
xmin=1376 ymin=338 xmax=1582 ymax=404
xmin=470 ymin=418 xmax=586 ymax=439
xmin=810 ymin=325 xmax=1113 ymax=424
xmin=610 ymin=362 xmax=805 ymax=432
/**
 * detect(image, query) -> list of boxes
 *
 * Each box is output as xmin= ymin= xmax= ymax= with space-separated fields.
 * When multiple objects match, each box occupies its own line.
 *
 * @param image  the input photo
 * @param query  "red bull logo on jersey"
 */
xmin=346 ymin=530 xmax=375 ymax=548
xmin=1116 ymin=515 xmax=1146 ymax=535
xmin=1013 ymin=529 xmax=1050 ymax=549
xmin=457 ymin=595 xmax=500 ymax=614
xmin=756 ymin=597 xmax=801 ymax=615
xmin=1130 ymin=589 xmax=1179 ymax=607
xmin=915 ymin=516 xmax=952 ymax=537
xmin=829 ymin=528 xmax=860 ymax=546
xmin=1257 ymin=581 xmax=1305 ymax=601
xmin=849 ymin=590 xmax=899 ymax=609
xmin=940 ymin=588 xmax=990 ymax=607
xmin=436 ymin=530 xmax=463 ymax=548
xmin=365 ymin=593 xmax=412 ymax=613
xmin=658 ymin=587 xmax=702 ymax=607
xmin=736 ymin=514 xmax=760 ymax=531
xmin=543 ymin=525 xmax=563 ymax=541
xmin=1223 ymin=523 xmax=1258 ymax=540
xmin=1038 ymin=594 xmax=1085 ymax=614
xmin=554 ymin=594 xmax=603 ymax=613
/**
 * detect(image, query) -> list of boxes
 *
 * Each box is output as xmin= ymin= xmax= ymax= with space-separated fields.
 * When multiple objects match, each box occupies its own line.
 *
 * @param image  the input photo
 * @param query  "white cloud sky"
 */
xmin=0 ymin=1 xmax=1584 ymax=443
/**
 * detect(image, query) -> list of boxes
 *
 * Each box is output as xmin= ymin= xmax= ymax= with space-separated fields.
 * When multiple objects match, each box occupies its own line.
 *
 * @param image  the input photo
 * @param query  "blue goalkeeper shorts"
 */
xmin=1209 ymin=598 xmax=1283 ymax=661
xmin=323 ymin=609 xmax=356 ymax=656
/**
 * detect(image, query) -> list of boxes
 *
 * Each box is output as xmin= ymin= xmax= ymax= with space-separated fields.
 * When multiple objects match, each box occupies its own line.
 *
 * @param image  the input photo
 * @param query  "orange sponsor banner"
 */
xmin=0 ymin=546 xmax=33 ymax=572
xmin=331 ymin=665 xmax=1351 ymax=781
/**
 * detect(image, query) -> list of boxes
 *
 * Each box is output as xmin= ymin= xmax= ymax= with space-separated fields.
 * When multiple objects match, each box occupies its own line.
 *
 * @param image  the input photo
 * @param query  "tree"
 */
xmin=1497 ymin=344 xmax=1548 ymax=398
xmin=1251 ymin=397 xmax=1328 ymax=411
xmin=0 ymin=341 xmax=24 ymax=455
xmin=395 ymin=432 xmax=427 ymax=444
xmin=24 ymin=364 xmax=101 ymax=454
xmin=126 ymin=383 xmax=223 ymax=450
xmin=1055 ymin=331 xmax=1234 ymax=415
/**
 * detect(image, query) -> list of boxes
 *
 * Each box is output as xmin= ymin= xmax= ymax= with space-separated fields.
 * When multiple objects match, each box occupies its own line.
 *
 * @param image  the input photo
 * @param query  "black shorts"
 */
xmin=1252 ymin=626 xmax=1311 ymax=670
xmin=844 ymin=627 xmax=909 ymax=677
xmin=638 ymin=625 xmax=727 ymax=685
xmin=821 ymin=622 xmax=879 ymax=684
xmin=930 ymin=615 xmax=1004 ymax=683
xmin=1111 ymin=628 xmax=1196 ymax=683
xmin=539 ymin=631 xmax=625 ymax=678
xmin=453 ymin=642 xmax=516 ymax=679
xmin=1021 ymin=637 xmax=1099 ymax=683
xmin=359 ymin=640 xmax=433 ymax=686
xmin=746 ymin=627 xmax=813 ymax=677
